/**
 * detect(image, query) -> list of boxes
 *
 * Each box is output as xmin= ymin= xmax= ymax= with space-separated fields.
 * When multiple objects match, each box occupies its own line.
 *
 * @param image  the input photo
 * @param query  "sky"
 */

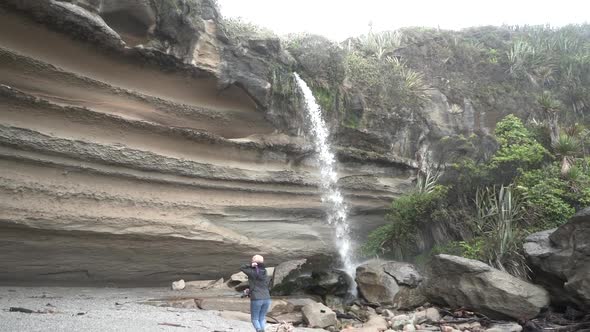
xmin=217 ymin=0 xmax=590 ymax=41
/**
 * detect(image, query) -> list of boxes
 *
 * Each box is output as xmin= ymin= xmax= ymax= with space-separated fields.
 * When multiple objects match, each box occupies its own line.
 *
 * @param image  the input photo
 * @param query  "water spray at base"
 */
xmin=294 ymin=73 xmax=357 ymax=296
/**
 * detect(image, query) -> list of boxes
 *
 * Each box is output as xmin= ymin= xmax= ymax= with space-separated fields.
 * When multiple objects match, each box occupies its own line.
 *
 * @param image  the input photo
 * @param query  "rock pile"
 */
xmin=157 ymin=209 xmax=590 ymax=331
xmin=157 ymin=257 xmax=559 ymax=331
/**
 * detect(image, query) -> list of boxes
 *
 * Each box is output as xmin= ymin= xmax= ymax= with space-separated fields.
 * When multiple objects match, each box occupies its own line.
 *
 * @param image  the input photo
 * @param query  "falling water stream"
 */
xmin=294 ymin=73 xmax=357 ymax=295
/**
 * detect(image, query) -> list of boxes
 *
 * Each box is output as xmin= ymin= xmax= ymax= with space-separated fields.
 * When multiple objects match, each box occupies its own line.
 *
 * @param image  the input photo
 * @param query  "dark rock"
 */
xmin=271 ymin=257 xmax=351 ymax=297
xmin=564 ymin=306 xmax=586 ymax=320
xmin=307 ymin=270 xmax=351 ymax=296
xmin=9 ymin=307 xmax=35 ymax=314
xmin=272 ymin=259 xmax=307 ymax=292
xmin=524 ymin=207 xmax=590 ymax=310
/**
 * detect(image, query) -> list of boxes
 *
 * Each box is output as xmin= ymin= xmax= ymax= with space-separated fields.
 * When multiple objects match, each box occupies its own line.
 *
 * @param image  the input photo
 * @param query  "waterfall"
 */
xmin=294 ymin=73 xmax=357 ymax=294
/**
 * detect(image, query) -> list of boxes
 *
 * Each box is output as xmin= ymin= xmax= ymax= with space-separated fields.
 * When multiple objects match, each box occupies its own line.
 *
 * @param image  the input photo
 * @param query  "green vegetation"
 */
xmin=222 ymin=17 xmax=277 ymax=41
xmin=362 ymin=185 xmax=450 ymax=259
xmin=343 ymin=52 xmax=430 ymax=110
xmin=363 ymin=115 xmax=590 ymax=279
xmin=283 ymin=33 xmax=347 ymax=118
xmin=506 ymin=25 xmax=590 ymax=117
xmin=471 ymin=185 xmax=529 ymax=278
xmin=490 ymin=114 xmax=549 ymax=180
xmin=223 ymin=20 xmax=590 ymax=135
xmin=344 ymin=30 xmax=431 ymax=111
xmin=517 ymin=159 xmax=590 ymax=230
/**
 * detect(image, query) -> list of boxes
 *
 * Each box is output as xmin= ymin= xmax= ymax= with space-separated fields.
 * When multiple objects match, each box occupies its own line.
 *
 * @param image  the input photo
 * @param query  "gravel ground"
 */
xmin=0 ymin=287 xmax=316 ymax=332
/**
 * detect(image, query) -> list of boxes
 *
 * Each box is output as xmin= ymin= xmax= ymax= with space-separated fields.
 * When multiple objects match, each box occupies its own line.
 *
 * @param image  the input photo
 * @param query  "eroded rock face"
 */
xmin=0 ymin=2 xmax=415 ymax=284
xmin=424 ymin=254 xmax=550 ymax=320
xmin=1 ymin=0 xmax=302 ymax=131
xmin=273 ymin=259 xmax=308 ymax=290
xmin=5 ymin=0 xmax=218 ymax=66
xmin=355 ymin=259 xmax=426 ymax=309
xmin=524 ymin=207 xmax=590 ymax=309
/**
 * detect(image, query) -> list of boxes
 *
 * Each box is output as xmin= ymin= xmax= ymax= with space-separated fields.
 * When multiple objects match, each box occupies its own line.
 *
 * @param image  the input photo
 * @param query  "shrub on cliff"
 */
xmin=470 ymin=185 xmax=530 ymax=278
xmin=490 ymin=114 xmax=550 ymax=179
xmin=517 ymin=159 xmax=590 ymax=230
xmin=285 ymin=33 xmax=345 ymax=89
xmin=222 ymin=17 xmax=277 ymax=41
xmin=344 ymin=52 xmax=430 ymax=111
xmin=362 ymin=185 xmax=451 ymax=259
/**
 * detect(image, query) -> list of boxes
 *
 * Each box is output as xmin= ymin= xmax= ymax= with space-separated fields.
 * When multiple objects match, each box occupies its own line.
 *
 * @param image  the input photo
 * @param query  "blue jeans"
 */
xmin=250 ymin=298 xmax=271 ymax=331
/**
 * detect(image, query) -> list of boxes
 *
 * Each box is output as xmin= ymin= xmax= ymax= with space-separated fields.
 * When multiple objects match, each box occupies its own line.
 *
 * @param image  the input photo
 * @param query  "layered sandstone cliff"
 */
xmin=0 ymin=1 xmax=415 ymax=284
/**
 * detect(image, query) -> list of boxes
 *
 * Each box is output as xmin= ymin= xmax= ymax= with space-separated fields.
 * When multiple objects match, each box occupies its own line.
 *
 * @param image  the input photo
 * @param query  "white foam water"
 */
xmin=294 ymin=73 xmax=357 ymax=294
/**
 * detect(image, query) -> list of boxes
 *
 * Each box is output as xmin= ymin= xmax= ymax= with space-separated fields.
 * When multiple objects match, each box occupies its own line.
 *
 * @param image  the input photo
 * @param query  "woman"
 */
xmin=240 ymin=254 xmax=271 ymax=332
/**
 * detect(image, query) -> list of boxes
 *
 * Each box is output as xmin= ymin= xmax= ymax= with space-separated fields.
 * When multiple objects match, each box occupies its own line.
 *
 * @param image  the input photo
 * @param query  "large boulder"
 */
xmin=306 ymin=269 xmax=351 ymax=296
xmin=301 ymin=302 xmax=337 ymax=328
xmin=355 ymin=259 xmax=426 ymax=309
xmin=524 ymin=207 xmax=590 ymax=309
xmin=272 ymin=258 xmax=351 ymax=297
xmin=273 ymin=259 xmax=307 ymax=292
xmin=424 ymin=254 xmax=549 ymax=320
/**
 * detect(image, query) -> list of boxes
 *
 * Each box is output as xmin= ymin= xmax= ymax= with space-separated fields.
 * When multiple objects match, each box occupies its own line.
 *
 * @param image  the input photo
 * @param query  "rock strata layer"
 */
xmin=0 ymin=2 xmax=414 ymax=284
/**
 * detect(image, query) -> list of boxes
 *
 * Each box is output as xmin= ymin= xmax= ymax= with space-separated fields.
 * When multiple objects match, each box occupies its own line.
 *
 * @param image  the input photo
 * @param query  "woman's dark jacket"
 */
xmin=240 ymin=264 xmax=271 ymax=300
